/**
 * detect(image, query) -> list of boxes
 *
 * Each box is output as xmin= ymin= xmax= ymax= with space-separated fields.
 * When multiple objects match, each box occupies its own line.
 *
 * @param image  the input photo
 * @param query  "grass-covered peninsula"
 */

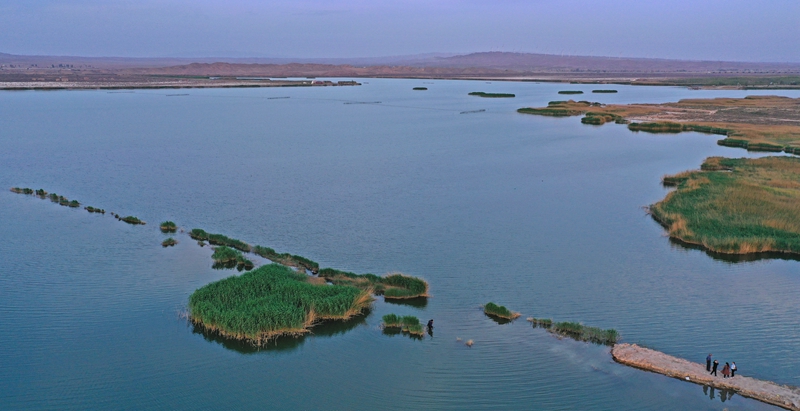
xmin=469 ymin=92 xmax=515 ymax=98
xmin=188 ymin=264 xmax=373 ymax=344
xmin=651 ymin=156 xmax=800 ymax=255
xmin=517 ymin=96 xmax=800 ymax=153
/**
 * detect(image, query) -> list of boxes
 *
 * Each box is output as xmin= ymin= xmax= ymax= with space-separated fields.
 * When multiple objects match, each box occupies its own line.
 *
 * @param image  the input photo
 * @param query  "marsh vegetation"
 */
xmin=381 ymin=314 xmax=424 ymax=336
xmin=469 ymin=92 xmax=515 ymax=98
xmin=318 ymin=268 xmax=428 ymax=299
xmin=483 ymin=302 xmax=520 ymax=320
xmin=162 ymin=237 xmax=178 ymax=247
xmin=188 ymin=264 xmax=373 ymax=345
xmin=160 ymin=221 xmax=177 ymax=233
xmin=651 ymin=156 xmax=800 ymax=255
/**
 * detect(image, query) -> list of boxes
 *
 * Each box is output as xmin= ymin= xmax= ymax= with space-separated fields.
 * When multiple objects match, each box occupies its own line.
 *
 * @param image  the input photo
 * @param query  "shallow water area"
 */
xmin=2 ymin=79 xmax=799 ymax=410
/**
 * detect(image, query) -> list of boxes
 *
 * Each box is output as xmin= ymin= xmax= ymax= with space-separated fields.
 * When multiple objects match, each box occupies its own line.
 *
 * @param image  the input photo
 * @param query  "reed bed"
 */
xmin=469 ymin=92 xmax=515 ymax=98
xmin=483 ymin=302 xmax=520 ymax=320
xmin=253 ymin=245 xmax=319 ymax=273
xmin=592 ymin=90 xmax=618 ymax=93
xmin=550 ymin=321 xmax=619 ymax=345
xmin=119 ymin=215 xmax=145 ymax=225
xmin=558 ymin=90 xmax=584 ymax=95
xmin=527 ymin=317 xmax=553 ymax=328
xmin=189 ymin=229 xmax=251 ymax=252
xmin=85 ymin=206 xmax=105 ymax=214
xmin=651 ymin=156 xmax=800 ymax=255
xmin=160 ymin=221 xmax=177 ymax=233
xmin=318 ymin=268 xmax=428 ymax=299
xmin=413 ymin=87 xmax=428 ymax=90
xmin=188 ymin=263 xmax=373 ymax=344
xmin=10 ymin=187 xmax=34 ymax=195
xmin=211 ymin=246 xmax=254 ymax=271
xmin=162 ymin=237 xmax=178 ymax=247
xmin=381 ymin=314 xmax=424 ymax=336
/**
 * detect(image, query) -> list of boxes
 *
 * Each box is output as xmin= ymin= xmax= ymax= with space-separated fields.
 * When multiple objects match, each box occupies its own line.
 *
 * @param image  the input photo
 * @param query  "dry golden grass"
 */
xmin=518 ymin=96 xmax=800 ymax=150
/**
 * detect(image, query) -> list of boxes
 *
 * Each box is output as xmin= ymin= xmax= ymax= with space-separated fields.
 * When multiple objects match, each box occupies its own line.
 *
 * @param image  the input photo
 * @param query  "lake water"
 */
xmin=1 ymin=80 xmax=799 ymax=410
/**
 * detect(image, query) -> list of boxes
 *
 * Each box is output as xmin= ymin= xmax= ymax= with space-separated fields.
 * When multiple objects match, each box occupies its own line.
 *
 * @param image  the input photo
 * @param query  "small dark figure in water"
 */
xmin=710 ymin=360 xmax=719 ymax=376
xmin=722 ymin=362 xmax=731 ymax=378
xmin=427 ymin=319 xmax=433 ymax=329
xmin=706 ymin=353 xmax=712 ymax=371
xmin=731 ymin=362 xmax=737 ymax=377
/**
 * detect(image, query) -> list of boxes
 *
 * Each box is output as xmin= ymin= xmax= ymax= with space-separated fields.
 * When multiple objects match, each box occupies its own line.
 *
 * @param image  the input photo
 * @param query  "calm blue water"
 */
xmin=1 ymin=80 xmax=799 ymax=410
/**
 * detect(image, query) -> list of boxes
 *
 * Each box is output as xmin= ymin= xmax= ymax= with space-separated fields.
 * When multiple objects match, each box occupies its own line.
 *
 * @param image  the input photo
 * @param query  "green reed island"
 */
xmin=119 ymin=215 xmax=146 ymax=225
xmin=527 ymin=317 xmax=619 ymax=345
xmin=188 ymin=264 xmax=373 ymax=344
xmin=318 ymin=268 xmax=429 ymax=299
xmin=468 ymin=92 xmax=515 ymax=98
xmin=211 ymin=245 xmax=254 ymax=271
xmin=413 ymin=87 xmax=427 ymax=90
xmin=592 ymin=89 xmax=618 ymax=93
xmin=483 ymin=302 xmax=520 ymax=320
xmin=85 ymin=206 xmax=105 ymax=214
xmin=162 ymin=237 xmax=178 ymax=247
xmin=558 ymin=90 xmax=583 ymax=95
xmin=160 ymin=221 xmax=177 ymax=233
xmin=381 ymin=314 xmax=424 ymax=336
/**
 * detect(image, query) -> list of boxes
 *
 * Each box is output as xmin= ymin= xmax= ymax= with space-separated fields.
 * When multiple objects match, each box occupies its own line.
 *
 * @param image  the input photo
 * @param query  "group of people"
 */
xmin=706 ymin=354 xmax=737 ymax=378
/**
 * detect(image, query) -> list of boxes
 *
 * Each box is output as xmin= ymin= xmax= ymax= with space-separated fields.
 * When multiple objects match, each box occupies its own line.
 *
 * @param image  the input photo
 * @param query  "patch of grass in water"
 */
xmin=558 ymin=90 xmax=583 ymax=95
xmin=318 ymin=268 xmax=428 ymax=299
xmin=592 ymin=89 xmax=618 ymax=93
xmin=382 ymin=314 xmax=424 ymax=336
xmin=162 ymin=237 xmax=178 ymax=247
xmin=483 ymin=302 xmax=520 ymax=320
xmin=160 ymin=221 xmax=177 ymax=233
xmin=550 ymin=321 xmax=619 ymax=345
xmin=188 ymin=263 xmax=373 ymax=345
xmin=469 ymin=92 xmax=515 ymax=98
xmin=120 ymin=215 xmax=145 ymax=225
xmin=413 ymin=87 xmax=427 ymax=90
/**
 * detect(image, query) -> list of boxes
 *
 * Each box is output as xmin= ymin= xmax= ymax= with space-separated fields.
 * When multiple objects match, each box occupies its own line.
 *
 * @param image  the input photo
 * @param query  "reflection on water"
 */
xmin=381 ymin=326 xmax=424 ymax=341
xmin=191 ymin=313 xmax=370 ymax=354
xmin=384 ymin=296 xmax=428 ymax=308
xmin=484 ymin=313 xmax=514 ymax=325
xmin=668 ymin=237 xmax=800 ymax=263
xmin=703 ymin=385 xmax=736 ymax=402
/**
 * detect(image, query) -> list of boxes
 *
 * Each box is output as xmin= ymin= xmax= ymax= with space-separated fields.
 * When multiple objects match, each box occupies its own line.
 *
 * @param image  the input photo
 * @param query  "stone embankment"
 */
xmin=612 ymin=343 xmax=800 ymax=411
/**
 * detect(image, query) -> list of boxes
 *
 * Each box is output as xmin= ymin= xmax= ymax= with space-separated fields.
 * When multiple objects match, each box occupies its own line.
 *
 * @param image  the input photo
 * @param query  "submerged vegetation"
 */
xmin=162 ymin=237 xmax=178 ymax=247
xmin=318 ymin=268 xmax=428 ymax=299
xmin=188 ymin=264 xmax=373 ymax=344
xmin=651 ymin=156 xmax=800 ymax=255
xmin=381 ymin=314 xmax=424 ymax=336
xmin=483 ymin=302 xmax=520 ymax=320
xmin=85 ymin=206 xmax=105 ymax=214
xmin=469 ymin=92 xmax=515 ymax=98
xmin=160 ymin=221 xmax=177 ymax=233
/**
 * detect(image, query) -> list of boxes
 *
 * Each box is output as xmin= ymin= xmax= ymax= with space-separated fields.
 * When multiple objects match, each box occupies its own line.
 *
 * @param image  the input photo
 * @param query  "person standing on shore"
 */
xmin=731 ymin=362 xmax=737 ymax=377
xmin=706 ymin=354 xmax=713 ymax=371
xmin=710 ymin=360 xmax=719 ymax=376
xmin=722 ymin=362 xmax=731 ymax=378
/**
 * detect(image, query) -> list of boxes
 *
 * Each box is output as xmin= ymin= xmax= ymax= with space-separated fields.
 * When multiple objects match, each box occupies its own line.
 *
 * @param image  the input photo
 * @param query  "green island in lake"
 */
xmin=469 ymin=92 xmax=515 ymax=98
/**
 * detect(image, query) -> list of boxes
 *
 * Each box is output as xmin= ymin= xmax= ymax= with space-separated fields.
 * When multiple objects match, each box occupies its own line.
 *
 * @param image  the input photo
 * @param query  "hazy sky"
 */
xmin=1 ymin=0 xmax=799 ymax=62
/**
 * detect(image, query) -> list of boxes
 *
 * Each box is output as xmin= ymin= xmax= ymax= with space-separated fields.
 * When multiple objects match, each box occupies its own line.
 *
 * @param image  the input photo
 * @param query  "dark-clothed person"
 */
xmin=710 ymin=360 xmax=719 ymax=376
xmin=706 ymin=354 xmax=712 ymax=371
